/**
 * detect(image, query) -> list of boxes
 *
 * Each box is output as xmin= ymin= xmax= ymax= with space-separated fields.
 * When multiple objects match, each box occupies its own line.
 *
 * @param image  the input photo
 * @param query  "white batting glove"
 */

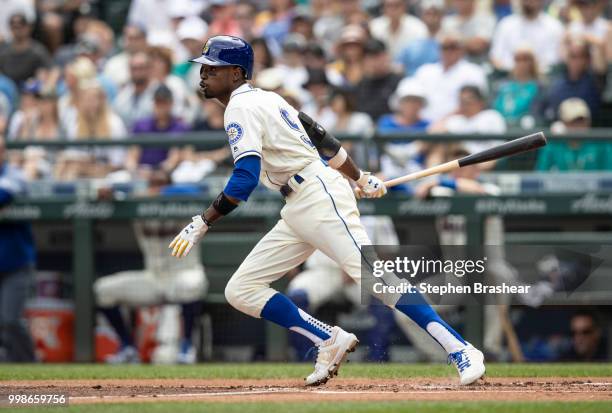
xmin=356 ymin=171 xmax=387 ymax=198
xmin=169 ymin=215 xmax=209 ymax=258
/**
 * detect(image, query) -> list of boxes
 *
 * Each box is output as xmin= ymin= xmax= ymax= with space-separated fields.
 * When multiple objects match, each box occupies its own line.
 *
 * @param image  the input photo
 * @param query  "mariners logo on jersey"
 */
xmin=226 ymin=122 xmax=244 ymax=145
xmin=280 ymin=107 xmax=301 ymax=132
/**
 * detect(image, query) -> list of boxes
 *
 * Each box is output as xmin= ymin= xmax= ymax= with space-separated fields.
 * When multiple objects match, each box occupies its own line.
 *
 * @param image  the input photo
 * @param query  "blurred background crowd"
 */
xmin=0 ymin=0 xmax=611 ymax=185
xmin=1 ymin=0 xmax=611 ymax=365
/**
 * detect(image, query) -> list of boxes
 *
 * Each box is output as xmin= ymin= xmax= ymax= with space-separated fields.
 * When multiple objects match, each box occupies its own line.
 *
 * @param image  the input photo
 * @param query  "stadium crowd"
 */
xmin=0 ymin=0 xmax=610 ymax=185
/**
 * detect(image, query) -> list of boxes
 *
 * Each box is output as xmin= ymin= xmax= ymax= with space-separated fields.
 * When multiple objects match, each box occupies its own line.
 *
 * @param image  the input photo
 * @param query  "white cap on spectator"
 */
xmin=255 ymin=67 xmax=284 ymax=90
xmin=421 ymin=0 xmax=445 ymax=10
xmin=338 ymin=25 xmax=367 ymax=45
xmin=168 ymin=0 xmax=194 ymax=18
xmin=389 ymin=79 xmax=427 ymax=110
xmin=177 ymin=16 xmax=208 ymax=41
xmin=559 ymin=98 xmax=591 ymax=123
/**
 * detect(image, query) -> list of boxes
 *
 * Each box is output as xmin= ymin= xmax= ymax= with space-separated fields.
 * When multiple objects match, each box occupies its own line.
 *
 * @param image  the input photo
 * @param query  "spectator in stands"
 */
xmin=36 ymin=0 xmax=87 ymax=55
xmin=251 ymin=37 xmax=275 ymax=74
xmin=329 ymin=88 xmax=373 ymax=136
xmin=0 ymin=95 xmax=8 ymax=137
xmin=103 ymin=24 xmax=149 ymax=89
xmin=536 ymin=98 xmax=612 ymax=171
xmin=354 ymin=39 xmax=404 ymax=122
xmin=173 ymin=17 xmax=209 ymax=88
xmin=258 ymin=0 xmax=296 ymax=56
xmin=58 ymin=80 xmax=126 ymax=179
xmin=430 ymin=85 xmax=506 ymax=154
xmin=58 ymin=56 xmax=97 ymax=136
xmin=311 ymin=0 xmax=361 ymax=53
xmin=0 ymin=0 xmax=35 ymax=43
xmin=276 ymin=34 xmax=309 ymax=101
xmin=11 ymin=87 xmax=60 ymax=141
xmin=290 ymin=10 xmax=315 ymax=43
xmin=0 ymin=13 xmax=51 ymax=86
xmin=301 ymin=69 xmax=336 ymax=130
xmin=567 ymin=0 xmax=610 ymax=43
xmin=490 ymin=0 xmax=564 ymax=73
xmin=493 ymin=47 xmax=541 ymax=128
xmin=113 ymin=51 xmax=157 ymax=129
xmin=541 ymin=38 xmax=602 ymax=123
xmin=235 ymin=1 xmax=258 ymax=42
xmin=560 ymin=310 xmax=608 ymax=361
xmin=369 ymin=0 xmax=428 ymax=59
xmin=442 ymin=0 xmax=496 ymax=62
xmin=127 ymin=0 xmax=178 ymax=46
xmin=193 ymin=99 xmax=226 ymax=132
xmin=0 ymin=73 xmax=19 ymax=116
xmin=378 ymin=80 xmax=431 ymax=187
xmin=68 ymin=80 xmax=126 ymax=141
xmin=396 ymin=0 xmax=444 ymax=77
xmin=327 ymin=25 xmax=367 ymax=86
xmin=0 ymin=135 xmax=36 ymax=362
xmin=405 ymin=31 xmax=487 ymax=122
xmin=208 ymin=0 xmax=242 ymax=39
xmin=7 ymin=79 xmax=44 ymax=141
xmin=126 ymin=85 xmax=187 ymax=177
xmin=378 ymin=80 xmax=430 ymax=133
xmin=148 ymin=46 xmax=196 ymax=125
xmin=328 ymin=88 xmax=373 ymax=166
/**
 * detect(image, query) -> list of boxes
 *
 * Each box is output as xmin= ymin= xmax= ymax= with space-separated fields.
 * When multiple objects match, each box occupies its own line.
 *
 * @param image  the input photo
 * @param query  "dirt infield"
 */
xmin=3 ymin=377 xmax=611 ymax=404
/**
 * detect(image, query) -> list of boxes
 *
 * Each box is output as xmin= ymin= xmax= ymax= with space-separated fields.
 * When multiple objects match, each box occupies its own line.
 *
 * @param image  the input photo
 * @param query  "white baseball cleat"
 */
xmin=105 ymin=345 xmax=140 ymax=364
xmin=448 ymin=343 xmax=486 ymax=385
xmin=305 ymin=326 xmax=359 ymax=386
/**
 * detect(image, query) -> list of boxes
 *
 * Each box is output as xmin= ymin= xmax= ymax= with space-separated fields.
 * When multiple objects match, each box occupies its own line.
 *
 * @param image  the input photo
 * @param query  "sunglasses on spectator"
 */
xmin=385 ymin=1 xmax=404 ymax=8
xmin=10 ymin=20 xmax=27 ymax=28
xmin=572 ymin=327 xmax=595 ymax=336
xmin=514 ymin=54 xmax=533 ymax=61
xmin=441 ymin=43 xmax=460 ymax=51
xmin=568 ymin=53 xmax=588 ymax=60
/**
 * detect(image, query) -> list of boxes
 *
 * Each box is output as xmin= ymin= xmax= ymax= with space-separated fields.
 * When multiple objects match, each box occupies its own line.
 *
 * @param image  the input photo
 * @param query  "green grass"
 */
xmin=1 ymin=362 xmax=611 ymax=381
xmin=5 ymin=402 xmax=612 ymax=413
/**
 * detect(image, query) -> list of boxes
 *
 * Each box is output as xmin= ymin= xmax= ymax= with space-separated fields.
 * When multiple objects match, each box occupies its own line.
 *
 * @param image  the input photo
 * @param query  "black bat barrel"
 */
xmin=458 ymin=132 xmax=547 ymax=167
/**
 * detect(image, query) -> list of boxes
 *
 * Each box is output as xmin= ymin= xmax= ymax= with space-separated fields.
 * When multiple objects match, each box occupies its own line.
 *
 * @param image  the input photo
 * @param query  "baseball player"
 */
xmin=169 ymin=36 xmax=486 ymax=386
xmin=95 ymin=218 xmax=208 ymax=364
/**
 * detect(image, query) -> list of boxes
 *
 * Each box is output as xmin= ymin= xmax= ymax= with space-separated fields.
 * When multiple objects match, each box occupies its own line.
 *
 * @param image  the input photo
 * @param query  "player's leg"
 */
xmin=165 ymin=267 xmax=208 ymax=364
xmin=94 ymin=271 xmax=162 ymax=363
xmin=286 ymin=252 xmax=346 ymax=360
xmin=226 ymin=219 xmax=340 ymax=345
xmin=291 ymin=169 xmax=484 ymax=384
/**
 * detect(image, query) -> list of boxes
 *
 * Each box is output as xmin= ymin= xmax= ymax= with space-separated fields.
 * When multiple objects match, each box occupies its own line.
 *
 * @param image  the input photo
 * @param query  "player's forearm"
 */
xmin=335 ymin=153 xmax=362 ymax=182
xmin=201 ymin=155 xmax=261 ymax=226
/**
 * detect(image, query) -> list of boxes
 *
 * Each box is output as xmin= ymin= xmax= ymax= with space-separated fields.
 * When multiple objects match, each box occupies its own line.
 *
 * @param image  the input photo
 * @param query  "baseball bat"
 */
xmin=383 ymin=132 xmax=547 ymax=188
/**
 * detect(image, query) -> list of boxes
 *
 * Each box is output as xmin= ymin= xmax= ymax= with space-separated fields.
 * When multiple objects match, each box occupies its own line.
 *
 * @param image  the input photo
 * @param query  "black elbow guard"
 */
xmin=298 ymin=111 xmax=342 ymax=161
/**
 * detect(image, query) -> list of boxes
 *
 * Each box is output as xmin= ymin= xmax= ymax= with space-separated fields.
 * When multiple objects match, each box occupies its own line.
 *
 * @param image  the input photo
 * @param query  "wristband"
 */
xmin=212 ymin=192 xmax=239 ymax=215
xmin=201 ymin=216 xmax=213 ymax=227
xmin=327 ymin=147 xmax=348 ymax=169
xmin=356 ymin=170 xmax=369 ymax=187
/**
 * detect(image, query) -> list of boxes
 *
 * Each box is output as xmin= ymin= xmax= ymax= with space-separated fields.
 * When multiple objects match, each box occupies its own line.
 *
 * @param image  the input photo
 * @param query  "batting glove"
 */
xmin=356 ymin=171 xmax=387 ymax=198
xmin=169 ymin=215 xmax=209 ymax=258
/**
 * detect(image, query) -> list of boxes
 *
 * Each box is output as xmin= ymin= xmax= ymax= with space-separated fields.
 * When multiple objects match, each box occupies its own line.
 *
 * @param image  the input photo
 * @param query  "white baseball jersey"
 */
xmin=223 ymin=83 xmax=321 ymax=191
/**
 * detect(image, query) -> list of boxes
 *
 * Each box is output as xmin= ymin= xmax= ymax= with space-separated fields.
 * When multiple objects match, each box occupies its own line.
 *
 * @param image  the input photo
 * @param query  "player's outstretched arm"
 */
xmin=298 ymin=111 xmax=386 ymax=199
xmin=169 ymin=155 xmax=260 ymax=258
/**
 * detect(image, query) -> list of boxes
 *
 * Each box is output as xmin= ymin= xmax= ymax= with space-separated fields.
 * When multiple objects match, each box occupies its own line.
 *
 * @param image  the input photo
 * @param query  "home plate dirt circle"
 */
xmin=3 ymin=378 xmax=611 ymax=404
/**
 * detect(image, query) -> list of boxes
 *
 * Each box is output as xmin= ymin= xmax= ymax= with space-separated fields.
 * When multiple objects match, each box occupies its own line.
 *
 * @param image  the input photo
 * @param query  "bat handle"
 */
xmin=383 ymin=160 xmax=460 ymax=188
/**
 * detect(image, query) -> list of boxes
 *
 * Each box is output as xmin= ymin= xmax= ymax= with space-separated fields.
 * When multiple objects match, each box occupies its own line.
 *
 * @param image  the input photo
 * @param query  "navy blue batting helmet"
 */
xmin=190 ymin=36 xmax=254 ymax=80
